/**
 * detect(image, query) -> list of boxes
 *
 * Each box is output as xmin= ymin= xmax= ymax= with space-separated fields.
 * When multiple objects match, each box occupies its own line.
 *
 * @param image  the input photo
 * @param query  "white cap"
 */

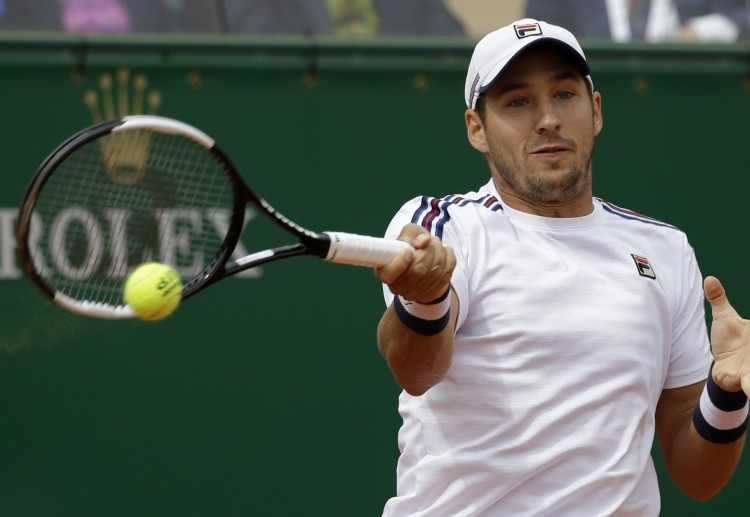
xmin=465 ymin=19 xmax=593 ymax=109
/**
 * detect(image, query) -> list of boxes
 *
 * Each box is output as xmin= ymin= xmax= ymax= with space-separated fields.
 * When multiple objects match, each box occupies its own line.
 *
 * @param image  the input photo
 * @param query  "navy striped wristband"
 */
xmin=393 ymin=289 xmax=450 ymax=336
xmin=692 ymin=366 xmax=749 ymax=444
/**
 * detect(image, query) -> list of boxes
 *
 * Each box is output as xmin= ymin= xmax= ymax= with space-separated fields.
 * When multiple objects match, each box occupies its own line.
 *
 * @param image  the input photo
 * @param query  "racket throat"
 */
xmin=305 ymin=233 xmax=334 ymax=259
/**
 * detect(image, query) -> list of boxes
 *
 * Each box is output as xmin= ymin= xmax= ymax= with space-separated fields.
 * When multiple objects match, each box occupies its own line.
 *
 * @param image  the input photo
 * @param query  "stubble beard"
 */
xmin=490 ymin=140 xmax=595 ymax=205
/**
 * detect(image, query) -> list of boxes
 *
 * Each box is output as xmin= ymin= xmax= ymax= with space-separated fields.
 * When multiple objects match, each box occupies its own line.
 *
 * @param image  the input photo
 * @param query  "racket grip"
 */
xmin=323 ymin=231 xmax=413 ymax=267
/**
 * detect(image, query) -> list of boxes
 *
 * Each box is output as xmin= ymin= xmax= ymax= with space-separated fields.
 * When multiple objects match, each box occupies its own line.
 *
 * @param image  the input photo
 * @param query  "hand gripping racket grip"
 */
xmin=323 ymin=232 xmax=413 ymax=267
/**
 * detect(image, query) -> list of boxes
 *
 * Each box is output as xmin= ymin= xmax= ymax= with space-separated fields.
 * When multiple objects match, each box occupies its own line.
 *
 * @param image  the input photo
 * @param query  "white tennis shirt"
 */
xmin=381 ymin=179 xmax=713 ymax=516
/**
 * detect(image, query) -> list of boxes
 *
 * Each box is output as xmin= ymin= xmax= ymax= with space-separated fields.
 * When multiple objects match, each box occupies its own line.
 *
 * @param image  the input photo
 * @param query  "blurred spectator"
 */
xmin=0 ymin=0 xmax=465 ymax=37
xmin=444 ymin=0 xmax=525 ymax=37
xmin=373 ymin=0 xmax=464 ymax=36
xmin=326 ymin=0 xmax=380 ymax=36
xmin=220 ymin=0 xmax=334 ymax=35
xmin=166 ymin=0 xmax=465 ymax=36
xmin=525 ymin=0 xmax=749 ymax=42
xmin=0 ymin=0 xmax=170 ymax=33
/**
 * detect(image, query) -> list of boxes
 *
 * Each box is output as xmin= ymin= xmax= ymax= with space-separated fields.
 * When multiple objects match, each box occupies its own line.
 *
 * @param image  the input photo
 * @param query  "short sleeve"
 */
xmin=663 ymin=236 xmax=713 ymax=389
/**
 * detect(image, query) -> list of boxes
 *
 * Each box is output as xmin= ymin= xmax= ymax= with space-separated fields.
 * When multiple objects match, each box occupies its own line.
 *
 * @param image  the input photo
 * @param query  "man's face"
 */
xmin=466 ymin=46 xmax=603 ymax=215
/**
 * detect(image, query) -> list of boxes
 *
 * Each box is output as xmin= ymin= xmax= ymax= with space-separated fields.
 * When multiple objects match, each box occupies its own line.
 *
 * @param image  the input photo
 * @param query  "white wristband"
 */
xmin=698 ymin=383 xmax=749 ymax=430
xmin=692 ymin=365 xmax=749 ymax=444
xmin=393 ymin=289 xmax=451 ymax=336
xmin=397 ymin=291 xmax=451 ymax=320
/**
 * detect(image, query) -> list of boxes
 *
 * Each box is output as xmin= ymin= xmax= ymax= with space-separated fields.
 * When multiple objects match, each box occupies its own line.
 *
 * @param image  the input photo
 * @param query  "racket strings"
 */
xmin=30 ymin=128 xmax=236 ymax=307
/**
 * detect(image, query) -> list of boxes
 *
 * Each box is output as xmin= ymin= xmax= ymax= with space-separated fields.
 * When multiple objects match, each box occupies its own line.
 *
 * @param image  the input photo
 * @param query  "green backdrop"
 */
xmin=0 ymin=33 xmax=749 ymax=515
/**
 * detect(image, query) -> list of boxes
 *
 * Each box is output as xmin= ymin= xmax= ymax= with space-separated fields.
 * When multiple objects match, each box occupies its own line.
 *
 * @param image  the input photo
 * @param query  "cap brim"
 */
xmin=478 ymin=38 xmax=592 ymax=101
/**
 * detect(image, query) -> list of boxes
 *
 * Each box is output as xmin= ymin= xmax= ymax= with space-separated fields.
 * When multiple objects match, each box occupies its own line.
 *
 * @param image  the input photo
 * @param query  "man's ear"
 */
xmin=466 ymin=109 xmax=489 ymax=153
xmin=593 ymin=91 xmax=603 ymax=136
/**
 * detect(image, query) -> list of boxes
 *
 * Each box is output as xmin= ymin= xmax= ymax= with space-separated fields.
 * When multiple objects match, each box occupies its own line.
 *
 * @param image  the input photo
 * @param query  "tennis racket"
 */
xmin=16 ymin=115 xmax=410 ymax=319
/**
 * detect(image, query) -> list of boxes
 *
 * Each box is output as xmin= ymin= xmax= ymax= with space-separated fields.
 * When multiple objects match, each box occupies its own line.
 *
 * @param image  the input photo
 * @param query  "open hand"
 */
xmin=705 ymin=275 xmax=750 ymax=395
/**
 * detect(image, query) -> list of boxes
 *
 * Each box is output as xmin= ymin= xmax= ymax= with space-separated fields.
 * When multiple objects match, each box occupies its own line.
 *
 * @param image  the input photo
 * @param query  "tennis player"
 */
xmin=375 ymin=18 xmax=748 ymax=516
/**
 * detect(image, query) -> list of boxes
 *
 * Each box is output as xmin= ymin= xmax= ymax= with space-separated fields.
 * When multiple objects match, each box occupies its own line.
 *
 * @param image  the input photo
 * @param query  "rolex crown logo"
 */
xmin=84 ymin=68 xmax=162 ymax=186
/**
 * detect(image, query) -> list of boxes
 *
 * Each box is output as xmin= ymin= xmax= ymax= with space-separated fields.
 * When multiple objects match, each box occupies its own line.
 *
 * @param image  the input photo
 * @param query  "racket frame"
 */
xmin=16 ymin=115 xmax=407 ymax=318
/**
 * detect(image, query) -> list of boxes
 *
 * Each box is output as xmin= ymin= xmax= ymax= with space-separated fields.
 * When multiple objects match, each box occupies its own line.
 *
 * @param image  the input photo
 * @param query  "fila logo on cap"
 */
xmin=631 ymin=254 xmax=656 ymax=280
xmin=514 ymin=22 xmax=543 ymax=39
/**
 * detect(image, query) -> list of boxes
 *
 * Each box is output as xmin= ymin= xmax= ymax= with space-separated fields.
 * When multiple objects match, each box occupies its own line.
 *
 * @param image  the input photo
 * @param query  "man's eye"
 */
xmin=558 ymin=91 xmax=574 ymax=99
xmin=508 ymin=98 xmax=527 ymax=107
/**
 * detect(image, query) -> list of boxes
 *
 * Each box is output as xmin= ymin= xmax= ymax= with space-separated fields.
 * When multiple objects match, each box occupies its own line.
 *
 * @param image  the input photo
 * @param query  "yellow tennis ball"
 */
xmin=123 ymin=262 xmax=183 ymax=321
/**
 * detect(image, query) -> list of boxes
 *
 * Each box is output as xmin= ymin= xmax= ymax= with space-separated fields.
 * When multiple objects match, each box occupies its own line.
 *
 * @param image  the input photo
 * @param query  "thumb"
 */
xmin=705 ymin=276 xmax=735 ymax=317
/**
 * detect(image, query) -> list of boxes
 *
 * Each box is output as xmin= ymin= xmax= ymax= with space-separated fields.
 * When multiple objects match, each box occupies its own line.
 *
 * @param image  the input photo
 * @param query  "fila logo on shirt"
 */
xmin=631 ymin=254 xmax=656 ymax=280
xmin=514 ymin=23 xmax=542 ymax=39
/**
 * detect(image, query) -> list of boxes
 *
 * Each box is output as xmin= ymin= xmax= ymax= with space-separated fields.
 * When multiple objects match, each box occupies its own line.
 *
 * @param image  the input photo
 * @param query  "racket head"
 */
xmin=16 ymin=115 xmax=249 ymax=318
